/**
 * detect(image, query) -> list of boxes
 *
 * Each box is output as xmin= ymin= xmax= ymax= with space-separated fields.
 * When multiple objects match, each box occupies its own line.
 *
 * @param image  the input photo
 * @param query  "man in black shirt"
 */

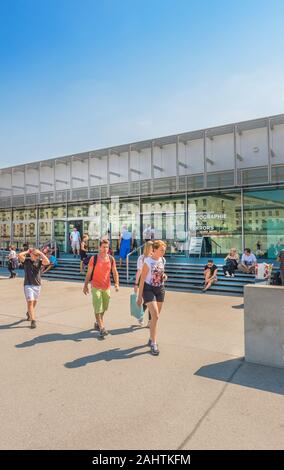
xmin=18 ymin=248 xmax=50 ymax=328
xmin=203 ymin=259 xmax=218 ymax=292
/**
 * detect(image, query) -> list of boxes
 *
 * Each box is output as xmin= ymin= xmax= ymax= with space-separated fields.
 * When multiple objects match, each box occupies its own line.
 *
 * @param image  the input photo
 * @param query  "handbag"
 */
xmin=130 ymin=293 xmax=144 ymax=320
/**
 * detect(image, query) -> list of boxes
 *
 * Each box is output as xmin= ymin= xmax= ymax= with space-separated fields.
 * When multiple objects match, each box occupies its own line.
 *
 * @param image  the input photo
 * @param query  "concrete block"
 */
xmin=244 ymin=284 xmax=284 ymax=368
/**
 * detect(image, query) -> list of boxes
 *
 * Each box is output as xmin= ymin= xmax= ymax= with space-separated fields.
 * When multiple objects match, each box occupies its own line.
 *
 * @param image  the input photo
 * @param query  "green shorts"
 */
xmin=92 ymin=288 xmax=111 ymax=315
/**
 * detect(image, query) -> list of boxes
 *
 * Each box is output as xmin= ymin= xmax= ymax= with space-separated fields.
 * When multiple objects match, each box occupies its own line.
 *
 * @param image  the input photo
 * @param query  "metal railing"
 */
xmin=212 ymin=239 xmax=222 ymax=255
xmin=126 ymin=243 xmax=146 ymax=283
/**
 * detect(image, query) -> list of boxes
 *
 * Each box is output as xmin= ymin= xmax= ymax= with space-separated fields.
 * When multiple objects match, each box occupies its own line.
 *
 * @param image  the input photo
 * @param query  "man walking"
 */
xmin=70 ymin=227 xmax=81 ymax=258
xmin=83 ymin=239 xmax=119 ymax=338
xmin=18 ymin=248 xmax=50 ymax=329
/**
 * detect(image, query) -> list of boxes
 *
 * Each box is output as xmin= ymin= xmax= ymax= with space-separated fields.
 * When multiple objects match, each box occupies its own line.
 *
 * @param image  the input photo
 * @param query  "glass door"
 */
xmin=67 ymin=220 xmax=83 ymax=253
xmin=54 ymin=220 xmax=67 ymax=253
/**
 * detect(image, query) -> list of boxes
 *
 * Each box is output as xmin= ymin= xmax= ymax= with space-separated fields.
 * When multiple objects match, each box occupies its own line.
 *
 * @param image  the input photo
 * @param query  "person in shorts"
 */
xmin=134 ymin=241 xmax=153 ymax=327
xmin=18 ymin=248 xmax=50 ymax=329
xmin=70 ymin=227 xmax=81 ymax=258
xmin=83 ymin=239 xmax=119 ymax=339
xmin=137 ymin=240 xmax=167 ymax=356
xmin=80 ymin=234 xmax=89 ymax=273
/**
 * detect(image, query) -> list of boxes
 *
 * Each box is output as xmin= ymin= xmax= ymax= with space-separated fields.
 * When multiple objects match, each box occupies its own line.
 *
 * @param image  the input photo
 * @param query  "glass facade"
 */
xmin=243 ymin=188 xmax=284 ymax=258
xmin=188 ymin=192 xmax=242 ymax=255
xmin=0 ymin=186 xmax=283 ymax=258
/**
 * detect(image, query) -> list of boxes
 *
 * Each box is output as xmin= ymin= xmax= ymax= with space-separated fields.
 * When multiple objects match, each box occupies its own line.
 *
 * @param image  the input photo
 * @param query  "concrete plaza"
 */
xmin=1 ymin=275 xmax=284 ymax=450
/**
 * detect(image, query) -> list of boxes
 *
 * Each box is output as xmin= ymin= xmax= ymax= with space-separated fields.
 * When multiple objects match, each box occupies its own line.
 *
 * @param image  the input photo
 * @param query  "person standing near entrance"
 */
xmin=18 ymin=248 xmax=50 ymax=329
xmin=119 ymin=225 xmax=132 ymax=267
xmin=83 ymin=239 xmax=119 ymax=338
xmin=137 ymin=240 xmax=167 ymax=356
xmin=143 ymin=224 xmax=152 ymax=242
xmin=70 ymin=227 xmax=81 ymax=258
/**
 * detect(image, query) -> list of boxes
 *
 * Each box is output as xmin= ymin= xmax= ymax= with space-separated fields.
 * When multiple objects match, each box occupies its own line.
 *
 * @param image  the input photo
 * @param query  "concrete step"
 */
xmin=45 ymin=258 xmax=257 ymax=296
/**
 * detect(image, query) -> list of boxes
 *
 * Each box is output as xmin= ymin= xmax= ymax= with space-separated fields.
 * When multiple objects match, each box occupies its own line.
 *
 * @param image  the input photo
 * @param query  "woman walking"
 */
xmin=80 ymin=234 xmax=89 ymax=273
xmin=134 ymin=241 xmax=153 ymax=326
xmin=137 ymin=240 xmax=167 ymax=356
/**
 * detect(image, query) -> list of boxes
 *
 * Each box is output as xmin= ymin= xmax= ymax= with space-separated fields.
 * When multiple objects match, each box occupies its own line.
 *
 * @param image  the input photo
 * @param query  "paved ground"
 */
xmin=1 ymin=274 xmax=284 ymax=450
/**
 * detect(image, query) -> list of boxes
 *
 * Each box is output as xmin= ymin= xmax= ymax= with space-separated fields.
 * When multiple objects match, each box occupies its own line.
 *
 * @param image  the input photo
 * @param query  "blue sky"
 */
xmin=0 ymin=0 xmax=284 ymax=168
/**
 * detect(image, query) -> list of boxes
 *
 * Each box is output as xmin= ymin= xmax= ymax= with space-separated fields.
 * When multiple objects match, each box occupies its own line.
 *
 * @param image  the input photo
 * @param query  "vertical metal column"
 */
xmin=36 ymin=206 xmax=39 ymax=247
xmin=23 ymin=165 xmax=27 ymax=205
xmin=53 ymin=160 xmax=56 ymax=203
xmin=38 ymin=162 xmax=41 ymax=205
xmin=128 ymin=144 xmax=131 ymax=197
xmin=87 ymin=155 xmax=91 ymax=199
xmin=241 ymin=187 xmax=245 ymax=252
xmin=107 ymin=149 xmax=110 ymax=198
xmin=151 ymin=141 xmax=154 ymax=194
xmin=176 ymin=135 xmax=180 ymax=192
xmin=267 ymin=118 xmax=272 ymax=184
xmin=203 ymin=130 xmax=207 ymax=189
xmin=11 ymin=168 xmax=14 ymax=209
xmin=11 ymin=206 xmax=14 ymax=245
xmin=233 ymin=125 xmax=238 ymax=186
xmin=69 ymin=156 xmax=73 ymax=202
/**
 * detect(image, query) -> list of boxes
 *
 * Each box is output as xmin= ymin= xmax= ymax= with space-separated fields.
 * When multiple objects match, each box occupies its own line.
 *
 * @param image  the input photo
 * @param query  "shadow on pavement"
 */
xmin=108 ymin=325 xmax=143 ymax=335
xmin=195 ymin=357 xmax=284 ymax=396
xmin=65 ymin=344 xmax=150 ymax=368
xmin=15 ymin=329 xmax=96 ymax=348
xmin=0 ymin=318 xmax=29 ymax=329
xmin=232 ymin=303 xmax=244 ymax=309
xmin=15 ymin=324 xmax=143 ymax=348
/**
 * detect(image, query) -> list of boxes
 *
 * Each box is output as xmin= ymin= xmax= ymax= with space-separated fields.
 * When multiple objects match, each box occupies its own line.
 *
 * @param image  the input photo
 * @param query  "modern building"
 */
xmin=1 ymin=113 xmax=284 ymax=257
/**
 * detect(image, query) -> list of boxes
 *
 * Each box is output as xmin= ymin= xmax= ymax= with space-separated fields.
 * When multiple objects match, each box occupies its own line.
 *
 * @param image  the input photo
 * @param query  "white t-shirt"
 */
xmin=143 ymin=227 xmax=152 ymax=239
xmin=70 ymin=231 xmax=80 ymax=242
xmin=241 ymin=253 xmax=257 ymax=266
xmin=144 ymin=256 xmax=166 ymax=287
xmin=8 ymin=250 xmax=17 ymax=260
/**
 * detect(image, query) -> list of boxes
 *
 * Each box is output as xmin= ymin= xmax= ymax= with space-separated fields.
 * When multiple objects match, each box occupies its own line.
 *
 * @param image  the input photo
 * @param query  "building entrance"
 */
xmin=67 ymin=220 xmax=83 ymax=253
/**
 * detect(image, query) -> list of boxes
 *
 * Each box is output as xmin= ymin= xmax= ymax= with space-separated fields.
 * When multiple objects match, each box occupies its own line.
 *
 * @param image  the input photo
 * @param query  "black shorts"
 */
xmin=143 ymin=283 xmax=165 ymax=303
xmin=80 ymin=252 xmax=87 ymax=261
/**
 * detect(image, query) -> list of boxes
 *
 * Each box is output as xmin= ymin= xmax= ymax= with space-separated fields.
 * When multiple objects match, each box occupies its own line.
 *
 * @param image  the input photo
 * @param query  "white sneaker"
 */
xmin=231 ymin=273 xmax=235 ymax=277
xmin=225 ymin=272 xmax=230 ymax=277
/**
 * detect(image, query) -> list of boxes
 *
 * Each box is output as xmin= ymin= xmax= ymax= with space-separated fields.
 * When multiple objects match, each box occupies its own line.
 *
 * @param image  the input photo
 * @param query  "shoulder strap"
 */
xmin=90 ymin=254 xmax=98 ymax=282
xmin=90 ymin=254 xmax=114 ymax=282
